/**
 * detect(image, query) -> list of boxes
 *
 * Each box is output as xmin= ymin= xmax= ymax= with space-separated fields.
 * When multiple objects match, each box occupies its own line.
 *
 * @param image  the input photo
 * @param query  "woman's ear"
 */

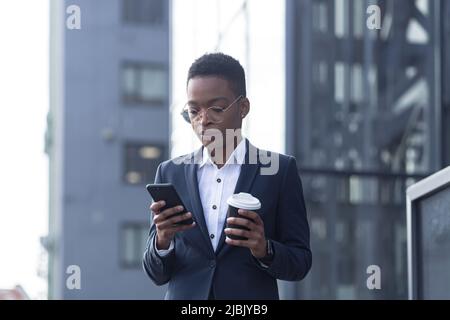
xmin=240 ymin=97 xmax=250 ymax=118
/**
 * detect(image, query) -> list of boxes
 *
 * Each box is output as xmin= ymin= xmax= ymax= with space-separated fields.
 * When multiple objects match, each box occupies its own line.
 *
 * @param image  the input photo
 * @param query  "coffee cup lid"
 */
xmin=227 ymin=192 xmax=261 ymax=210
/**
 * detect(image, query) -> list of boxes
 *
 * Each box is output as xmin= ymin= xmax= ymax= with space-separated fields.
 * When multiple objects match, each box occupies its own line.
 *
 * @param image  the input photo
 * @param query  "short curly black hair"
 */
xmin=187 ymin=52 xmax=246 ymax=97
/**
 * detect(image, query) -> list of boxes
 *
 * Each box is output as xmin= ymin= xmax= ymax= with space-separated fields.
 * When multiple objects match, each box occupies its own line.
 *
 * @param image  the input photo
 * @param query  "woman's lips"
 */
xmin=201 ymin=134 xmax=215 ymax=144
xmin=199 ymin=128 xmax=219 ymax=140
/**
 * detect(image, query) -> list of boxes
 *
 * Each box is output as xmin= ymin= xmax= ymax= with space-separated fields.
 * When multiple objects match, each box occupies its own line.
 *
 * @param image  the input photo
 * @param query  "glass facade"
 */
xmin=286 ymin=0 xmax=449 ymax=299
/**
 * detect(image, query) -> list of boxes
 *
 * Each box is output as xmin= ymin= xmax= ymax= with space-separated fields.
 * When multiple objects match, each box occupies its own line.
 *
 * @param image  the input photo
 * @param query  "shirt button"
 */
xmin=210 ymin=234 xmax=215 ymax=239
xmin=212 ymin=205 xmax=217 ymax=210
xmin=217 ymin=178 xmax=221 ymax=183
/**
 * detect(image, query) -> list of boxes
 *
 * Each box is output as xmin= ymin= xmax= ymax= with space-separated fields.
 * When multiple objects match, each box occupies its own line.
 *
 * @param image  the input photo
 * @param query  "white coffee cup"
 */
xmin=226 ymin=192 xmax=261 ymax=240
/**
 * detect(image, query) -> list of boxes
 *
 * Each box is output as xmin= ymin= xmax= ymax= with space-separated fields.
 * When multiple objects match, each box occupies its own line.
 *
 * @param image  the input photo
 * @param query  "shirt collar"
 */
xmin=199 ymin=138 xmax=246 ymax=169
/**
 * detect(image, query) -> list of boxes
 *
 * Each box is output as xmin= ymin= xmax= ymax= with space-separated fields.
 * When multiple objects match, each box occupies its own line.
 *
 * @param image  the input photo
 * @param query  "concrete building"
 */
xmin=44 ymin=0 xmax=170 ymax=299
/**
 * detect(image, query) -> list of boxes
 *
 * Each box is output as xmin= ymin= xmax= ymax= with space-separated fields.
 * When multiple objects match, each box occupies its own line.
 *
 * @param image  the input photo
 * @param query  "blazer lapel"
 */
xmin=184 ymin=148 xmax=215 ymax=258
xmin=215 ymin=139 xmax=261 ymax=256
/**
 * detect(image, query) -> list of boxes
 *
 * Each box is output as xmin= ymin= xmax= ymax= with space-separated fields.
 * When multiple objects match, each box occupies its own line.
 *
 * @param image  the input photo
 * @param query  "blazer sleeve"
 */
xmin=258 ymin=156 xmax=312 ymax=281
xmin=142 ymin=163 xmax=176 ymax=286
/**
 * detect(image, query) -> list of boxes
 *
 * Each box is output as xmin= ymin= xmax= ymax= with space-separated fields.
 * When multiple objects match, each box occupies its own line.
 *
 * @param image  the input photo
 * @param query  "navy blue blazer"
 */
xmin=143 ymin=139 xmax=312 ymax=300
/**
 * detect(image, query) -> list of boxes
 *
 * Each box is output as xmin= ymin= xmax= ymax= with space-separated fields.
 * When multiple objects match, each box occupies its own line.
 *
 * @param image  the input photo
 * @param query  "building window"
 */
xmin=120 ymin=223 xmax=149 ymax=268
xmin=124 ymin=142 xmax=166 ymax=185
xmin=122 ymin=0 xmax=165 ymax=26
xmin=122 ymin=62 xmax=167 ymax=106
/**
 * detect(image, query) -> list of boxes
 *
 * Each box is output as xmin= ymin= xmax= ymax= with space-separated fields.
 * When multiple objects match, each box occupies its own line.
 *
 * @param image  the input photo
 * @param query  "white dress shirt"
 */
xmin=155 ymin=139 xmax=246 ymax=254
xmin=197 ymin=138 xmax=246 ymax=251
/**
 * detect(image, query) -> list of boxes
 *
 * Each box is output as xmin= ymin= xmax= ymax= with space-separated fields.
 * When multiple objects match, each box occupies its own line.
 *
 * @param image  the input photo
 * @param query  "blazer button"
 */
xmin=209 ymin=260 xmax=216 ymax=268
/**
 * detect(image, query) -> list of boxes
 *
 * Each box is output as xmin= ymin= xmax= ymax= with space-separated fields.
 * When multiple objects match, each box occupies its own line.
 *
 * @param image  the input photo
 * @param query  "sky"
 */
xmin=171 ymin=0 xmax=285 ymax=157
xmin=0 ymin=1 xmax=49 ymax=299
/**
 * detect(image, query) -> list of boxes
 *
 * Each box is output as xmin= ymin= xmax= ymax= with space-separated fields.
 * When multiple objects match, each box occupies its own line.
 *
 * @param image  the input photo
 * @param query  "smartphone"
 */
xmin=146 ymin=183 xmax=194 ymax=226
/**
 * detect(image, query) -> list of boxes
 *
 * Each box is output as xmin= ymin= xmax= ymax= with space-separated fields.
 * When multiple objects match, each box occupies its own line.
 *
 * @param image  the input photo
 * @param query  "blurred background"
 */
xmin=0 ymin=0 xmax=449 ymax=300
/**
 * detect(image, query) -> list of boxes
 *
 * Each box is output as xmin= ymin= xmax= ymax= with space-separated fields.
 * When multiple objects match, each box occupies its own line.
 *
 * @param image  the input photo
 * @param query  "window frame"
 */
xmin=123 ymin=141 xmax=167 ymax=186
xmin=119 ymin=222 xmax=151 ymax=269
xmin=121 ymin=0 xmax=167 ymax=27
xmin=121 ymin=61 xmax=168 ymax=107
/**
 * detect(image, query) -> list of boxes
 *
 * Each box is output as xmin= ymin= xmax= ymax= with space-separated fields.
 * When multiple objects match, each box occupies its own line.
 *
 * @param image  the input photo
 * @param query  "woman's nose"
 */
xmin=199 ymin=109 xmax=211 ymax=124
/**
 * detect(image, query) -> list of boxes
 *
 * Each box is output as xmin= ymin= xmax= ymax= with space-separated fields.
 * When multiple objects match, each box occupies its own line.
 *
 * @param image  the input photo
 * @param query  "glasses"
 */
xmin=181 ymin=95 xmax=243 ymax=124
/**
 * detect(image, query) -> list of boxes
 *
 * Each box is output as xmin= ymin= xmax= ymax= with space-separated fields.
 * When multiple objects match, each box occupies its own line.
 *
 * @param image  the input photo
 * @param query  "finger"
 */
xmin=226 ymin=217 xmax=258 ymax=231
xmin=153 ymin=205 xmax=184 ymax=224
xmin=150 ymin=201 xmax=166 ymax=214
xmin=224 ymin=227 xmax=256 ymax=240
xmin=238 ymin=209 xmax=263 ymax=226
xmin=157 ymin=211 xmax=191 ymax=229
xmin=171 ymin=221 xmax=196 ymax=233
xmin=225 ymin=236 xmax=257 ymax=248
xmin=158 ymin=212 xmax=193 ymax=229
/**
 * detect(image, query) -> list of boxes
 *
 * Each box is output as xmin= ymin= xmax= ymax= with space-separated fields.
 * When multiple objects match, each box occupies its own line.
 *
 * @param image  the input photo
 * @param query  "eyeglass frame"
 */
xmin=180 ymin=95 xmax=244 ymax=124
